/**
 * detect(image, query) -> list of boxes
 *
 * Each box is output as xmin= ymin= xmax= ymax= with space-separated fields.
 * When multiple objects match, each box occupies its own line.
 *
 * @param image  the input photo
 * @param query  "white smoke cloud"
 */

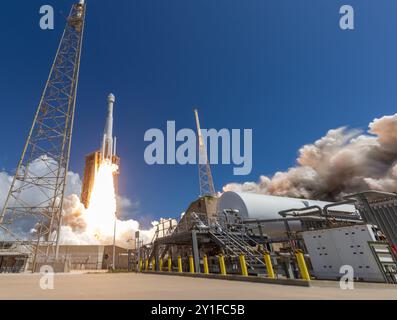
xmin=58 ymin=192 xmax=174 ymax=248
xmin=0 ymin=171 xmax=13 ymax=211
xmin=224 ymin=114 xmax=397 ymax=201
xmin=0 ymin=161 xmax=172 ymax=248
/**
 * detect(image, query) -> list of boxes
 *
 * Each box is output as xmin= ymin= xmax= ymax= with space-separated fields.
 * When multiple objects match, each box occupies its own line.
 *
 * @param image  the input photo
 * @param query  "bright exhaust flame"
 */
xmin=84 ymin=160 xmax=118 ymax=239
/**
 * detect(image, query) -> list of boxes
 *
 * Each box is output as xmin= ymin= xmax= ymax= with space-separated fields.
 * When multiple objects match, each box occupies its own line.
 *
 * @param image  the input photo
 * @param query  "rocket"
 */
xmin=101 ymin=93 xmax=117 ymax=161
xmin=81 ymin=93 xmax=120 ymax=208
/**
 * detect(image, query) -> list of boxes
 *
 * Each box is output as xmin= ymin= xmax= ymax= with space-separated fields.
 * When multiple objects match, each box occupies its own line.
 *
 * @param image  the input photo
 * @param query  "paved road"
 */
xmin=0 ymin=272 xmax=396 ymax=300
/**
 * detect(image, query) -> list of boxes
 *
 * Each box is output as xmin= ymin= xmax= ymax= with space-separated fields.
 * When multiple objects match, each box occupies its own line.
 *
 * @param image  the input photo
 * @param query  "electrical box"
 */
xmin=302 ymin=225 xmax=385 ymax=282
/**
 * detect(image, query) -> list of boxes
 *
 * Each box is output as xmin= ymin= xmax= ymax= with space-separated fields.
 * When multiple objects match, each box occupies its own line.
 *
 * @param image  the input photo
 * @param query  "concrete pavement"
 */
xmin=0 ymin=272 xmax=396 ymax=300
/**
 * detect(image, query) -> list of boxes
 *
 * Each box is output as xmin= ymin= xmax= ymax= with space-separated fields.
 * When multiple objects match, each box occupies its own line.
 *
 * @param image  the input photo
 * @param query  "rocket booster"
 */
xmin=102 ymin=93 xmax=116 ymax=161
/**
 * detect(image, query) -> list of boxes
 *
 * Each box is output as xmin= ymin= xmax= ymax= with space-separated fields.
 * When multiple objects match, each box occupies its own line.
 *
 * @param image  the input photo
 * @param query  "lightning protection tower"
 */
xmin=194 ymin=109 xmax=216 ymax=197
xmin=0 ymin=1 xmax=86 ymax=260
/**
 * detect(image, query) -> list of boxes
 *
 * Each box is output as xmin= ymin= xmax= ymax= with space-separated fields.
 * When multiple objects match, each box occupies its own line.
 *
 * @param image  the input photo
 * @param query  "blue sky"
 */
xmin=1 ymin=1 xmax=397 ymax=226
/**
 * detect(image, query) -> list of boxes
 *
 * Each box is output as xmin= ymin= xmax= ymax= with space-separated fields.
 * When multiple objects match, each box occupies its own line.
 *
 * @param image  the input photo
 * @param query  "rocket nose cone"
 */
xmin=108 ymin=93 xmax=115 ymax=103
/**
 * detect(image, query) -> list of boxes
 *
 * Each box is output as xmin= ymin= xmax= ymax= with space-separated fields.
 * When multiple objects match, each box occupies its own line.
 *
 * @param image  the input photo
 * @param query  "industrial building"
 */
xmin=37 ymin=244 xmax=130 ymax=271
xmin=0 ymin=243 xmax=130 ymax=273
xmin=133 ymin=108 xmax=397 ymax=284
xmin=0 ymin=242 xmax=29 ymax=273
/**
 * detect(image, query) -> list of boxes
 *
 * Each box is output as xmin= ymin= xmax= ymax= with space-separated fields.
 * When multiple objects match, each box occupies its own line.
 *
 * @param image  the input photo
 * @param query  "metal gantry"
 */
xmin=0 ymin=2 xmax=86 ymax=260
xmin=194 ymin=109 xmax=216 ymax=197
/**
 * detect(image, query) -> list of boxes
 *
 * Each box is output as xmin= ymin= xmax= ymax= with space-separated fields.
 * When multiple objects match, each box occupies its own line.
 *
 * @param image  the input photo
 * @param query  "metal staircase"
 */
xmin=143 ymin=212 xmax=271 ymax=275
xmin=146 ymin=219 xmax=176 ymax=263
xmin=209 ymin=226 xmax=267 ymax=274
xmin=188 ymin=211 xmax=269 ymax=274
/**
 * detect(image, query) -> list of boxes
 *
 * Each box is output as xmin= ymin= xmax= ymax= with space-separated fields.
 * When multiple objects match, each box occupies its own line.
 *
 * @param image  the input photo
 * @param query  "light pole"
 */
xmin=112 ymin=212 xmax=117 ymax=270
xmin=135 ymin=231 xmax=140 ymax=272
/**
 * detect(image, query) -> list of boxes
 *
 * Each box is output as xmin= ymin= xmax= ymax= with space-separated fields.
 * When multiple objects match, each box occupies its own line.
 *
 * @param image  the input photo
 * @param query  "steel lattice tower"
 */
xmin=0 ymin=2 xmax=86 ymax=259
xmin=194 ymin=109 xmax=216 ymax=197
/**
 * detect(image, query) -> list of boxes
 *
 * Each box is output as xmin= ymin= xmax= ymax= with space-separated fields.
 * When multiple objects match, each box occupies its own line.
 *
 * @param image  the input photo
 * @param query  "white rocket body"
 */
xmin=102 ymin=93 xmax=116 ymax=161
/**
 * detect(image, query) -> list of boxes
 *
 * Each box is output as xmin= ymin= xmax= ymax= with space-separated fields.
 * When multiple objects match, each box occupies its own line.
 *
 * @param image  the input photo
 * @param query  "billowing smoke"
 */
xmin=224 ymin=114 xmax=397 ymax=201
xmin=57 ymin=193 xmax=175 ymax=248
xmin=0 ymin=163 xmax=173 ymax=248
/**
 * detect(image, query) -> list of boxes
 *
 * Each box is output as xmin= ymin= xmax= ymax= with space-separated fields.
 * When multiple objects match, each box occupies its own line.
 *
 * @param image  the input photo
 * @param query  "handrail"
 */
xmin=209 ymin=228 xmax=265 ymax=268
xmin=279 ymin=206 xmax=323 ymax=217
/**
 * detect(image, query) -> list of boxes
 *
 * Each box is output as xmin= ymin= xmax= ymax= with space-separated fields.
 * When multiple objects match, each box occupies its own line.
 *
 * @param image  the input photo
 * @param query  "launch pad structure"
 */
xmin=135 ymin=190 xmax=397 ymax=284
xmin=132 ymin=110 xmax=397 ymax=285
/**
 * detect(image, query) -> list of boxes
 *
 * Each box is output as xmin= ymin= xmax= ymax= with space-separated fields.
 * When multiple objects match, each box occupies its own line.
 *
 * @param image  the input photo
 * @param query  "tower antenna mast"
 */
xmin=194 ymin=109 xmax=216 ymax=197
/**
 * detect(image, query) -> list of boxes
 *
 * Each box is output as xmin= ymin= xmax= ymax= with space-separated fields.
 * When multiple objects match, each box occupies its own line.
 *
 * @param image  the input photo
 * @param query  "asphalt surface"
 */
xmin=0 ymin=272 xmax=396 ymax=300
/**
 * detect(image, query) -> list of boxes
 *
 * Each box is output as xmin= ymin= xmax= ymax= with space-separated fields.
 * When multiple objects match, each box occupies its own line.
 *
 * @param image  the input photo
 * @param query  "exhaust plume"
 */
xmin=0 ymin=161 xmax=173 ymax=247
xmin=224 ymin=114 xmax=397 ymax=201
xmin=57 ymin=193 xmax=170 ymax=248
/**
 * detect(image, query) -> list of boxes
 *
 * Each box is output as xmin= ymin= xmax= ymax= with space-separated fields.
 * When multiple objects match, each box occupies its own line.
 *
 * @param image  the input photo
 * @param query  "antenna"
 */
xmin=194 ymin=109 xmax=216 ymax=197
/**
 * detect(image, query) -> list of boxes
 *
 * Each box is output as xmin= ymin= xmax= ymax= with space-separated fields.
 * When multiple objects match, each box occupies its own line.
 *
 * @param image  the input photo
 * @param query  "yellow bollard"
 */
xmin=295 ymin=249 xmax=311 ymax=281
xmin=203 ymin=255 xmax=209 ymax=275
xmin=168 ymin=256 xmax=172 ymax=272
xmin=218 ymin=254 xmax=227 ymax=275
xmin=159 ymin=258 xmax=163 ymax=272
xmin=151 ymin=258 xmax=156 ymax=271
xmin=138 ymin=258 xmax=143 ymax=272
xmin=239 ymin=254 xmax=248 ymax=276
xmin=189 ymin=255 xmax=195 ymax=273
xmin=145 ymin=259 xmax=149 ymax=271
xmin=177 ymin=255 xmax=183 ymax=273
xmin=263 ymin=251 xmax=275 ymax=279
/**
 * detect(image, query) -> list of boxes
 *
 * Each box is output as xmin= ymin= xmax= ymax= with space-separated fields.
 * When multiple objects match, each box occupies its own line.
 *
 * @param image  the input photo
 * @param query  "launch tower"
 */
xmin=0 ymin=1 xmax=86 ymax=259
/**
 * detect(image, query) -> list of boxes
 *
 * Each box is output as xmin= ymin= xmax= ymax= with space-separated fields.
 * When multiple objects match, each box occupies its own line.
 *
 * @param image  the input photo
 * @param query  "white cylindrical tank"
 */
xmin=217 ymin=191 xmax=356 ymax=237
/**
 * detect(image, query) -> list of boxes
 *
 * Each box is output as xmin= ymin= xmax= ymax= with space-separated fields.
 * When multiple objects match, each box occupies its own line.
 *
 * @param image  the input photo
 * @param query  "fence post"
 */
xmin=218 ymin=254 xmax=227 ymax=275
xmin=239 ymin=254 xmax=248 ymax=276
xmin=203 ymin=255 xmax=209 ymax=275
xmin=168 ymin=256 xmax=172 ymax=272
xmin=177 ymin=255 xmax=182 ymax=273
xmin=295 ymin=249 xmax=310 ymax=281
xmin=263 ymin=251 xmax=275 ymax=279
xmin=189 ymin=255 xmax=195 ymax=273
